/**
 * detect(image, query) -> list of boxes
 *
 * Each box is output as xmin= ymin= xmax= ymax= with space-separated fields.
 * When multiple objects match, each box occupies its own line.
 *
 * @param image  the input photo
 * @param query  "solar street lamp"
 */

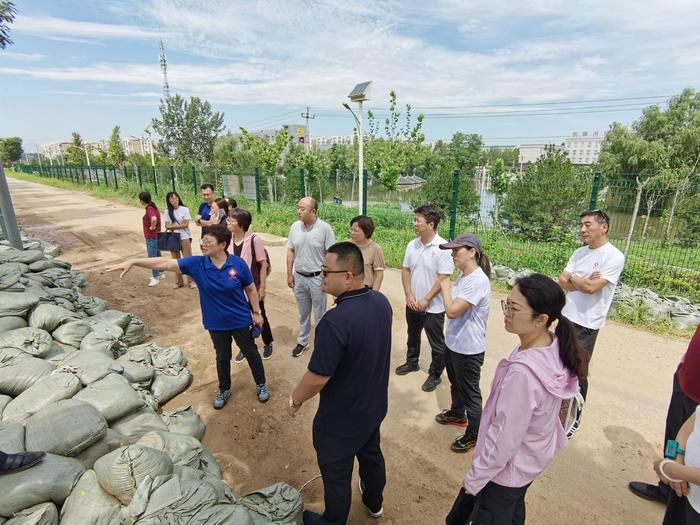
xmin=343 ymin=81 xmax=372 ymax=214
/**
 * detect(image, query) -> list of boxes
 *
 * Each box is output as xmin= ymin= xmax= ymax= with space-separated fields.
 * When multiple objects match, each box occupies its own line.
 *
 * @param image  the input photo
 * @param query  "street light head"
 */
xmin=348 ymin=81 xmax=372 ymax=102
xmin=342 ymin=102 xmax=351 ymax=110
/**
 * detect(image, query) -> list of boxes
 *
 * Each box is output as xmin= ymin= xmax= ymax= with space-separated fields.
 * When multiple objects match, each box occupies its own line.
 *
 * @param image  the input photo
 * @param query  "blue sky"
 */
xmin=2 ymin=0 xmax=699 ymax=151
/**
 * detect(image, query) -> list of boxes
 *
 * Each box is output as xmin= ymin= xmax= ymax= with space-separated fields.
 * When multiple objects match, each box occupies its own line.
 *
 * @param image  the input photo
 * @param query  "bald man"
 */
xmin=287 ymin=197 xmax=336 ymax=357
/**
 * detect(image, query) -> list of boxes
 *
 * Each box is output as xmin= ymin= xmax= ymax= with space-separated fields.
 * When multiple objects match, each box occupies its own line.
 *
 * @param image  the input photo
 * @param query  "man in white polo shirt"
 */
xmin=559 ymin=209 xmax=625 ymax=408
xmin=287 ymin=197 xmax=336 ymax=358
xmin=396 ymin=204 xmax=454 ymax=392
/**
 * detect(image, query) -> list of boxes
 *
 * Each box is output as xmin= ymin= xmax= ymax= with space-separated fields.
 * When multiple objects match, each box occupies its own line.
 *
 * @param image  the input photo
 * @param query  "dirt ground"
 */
xmin=7 ymin=176 xmax=686 ymax=524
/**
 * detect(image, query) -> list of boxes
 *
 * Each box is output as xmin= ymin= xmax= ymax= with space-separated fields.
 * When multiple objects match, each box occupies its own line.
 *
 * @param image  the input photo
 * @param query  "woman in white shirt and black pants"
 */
xmin=435 ymin=233 xmax=492 ymax=454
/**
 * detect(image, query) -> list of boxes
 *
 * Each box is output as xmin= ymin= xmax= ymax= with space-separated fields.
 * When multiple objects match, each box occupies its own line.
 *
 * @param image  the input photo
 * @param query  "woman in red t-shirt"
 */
xmin=139 ymin=191 xmax=162 ymax=287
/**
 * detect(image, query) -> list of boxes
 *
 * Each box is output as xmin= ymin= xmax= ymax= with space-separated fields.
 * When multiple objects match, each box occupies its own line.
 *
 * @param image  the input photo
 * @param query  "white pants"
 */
xmin=293 ymin=274 xmax=327 ymax=346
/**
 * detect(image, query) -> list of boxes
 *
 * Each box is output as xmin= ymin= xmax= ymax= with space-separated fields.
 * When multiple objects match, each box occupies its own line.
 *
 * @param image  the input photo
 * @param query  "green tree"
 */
xmin=106 ymin=126 xmax=126 ymax=167
xmin=0 ymin=136 xmax=22 ymax=164
xmin=239 ymin=128 xmax=292 ymax=201
xmin=0 ymin=1 xmax=16 ymax=50
xmin=287 ymin=148 xmax=331 ymax=202
xmin=151 ymin=94 xmax=225 ymax=165
xmin=500 ymin=146 xmax=590 ymax=241
xmin=65 ymin=132 xmax=86 ymax=166
xmin=488 ymin=158 xmax=509 ymax=223
xmin=447 ymin=132 xmax=484 ymax=173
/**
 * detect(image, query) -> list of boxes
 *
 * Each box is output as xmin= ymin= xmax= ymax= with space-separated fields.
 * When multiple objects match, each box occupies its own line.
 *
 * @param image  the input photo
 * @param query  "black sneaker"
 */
xmin=0 ymin=451 xmax=46 ymax=475
xmin=358 ymin=478 xmax=384 ymax=518
xmin=451 ymin=434 xmax=477 ymax=453
xmin=422 ymin=374 xmax=442 ymax=392
xmin=234 ymin=351 xmax=245 ymax=364
xmin=395 ymin=362 xmax=419 ymax=375
xmin=263 ymin=343 xmax=273 ymax=360
xmin=435 ymin=409 xmax=468 ymax=427
xmin=292 ymin=343 xmax=308 ymax=358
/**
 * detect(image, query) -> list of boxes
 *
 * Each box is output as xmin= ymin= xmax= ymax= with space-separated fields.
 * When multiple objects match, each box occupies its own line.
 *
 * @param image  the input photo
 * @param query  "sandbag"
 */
xmin=0 ymin=291 xmax=40 ymax=317
xmin=0 ymin=353 xmax=55 ymax=396
xmin=24 ymin=399 xmax=108 ymax=457
xmin=74 ymin=294 xmax=108 ymax=316
xmin=45 ymin=287 xmax=74 ymax=301
xmin=199 ymin=447 xmax=221 ymax=478
xmin=126 ymin=466 xmax=219 ymax=525
xmin=43 ymin=341 xmax=77 ymax=365
xmin=0 ymin=316 xmax=27 ymax=332
xmin=4 ymin=502 xmax=58 ymax=525
xmin=62 ymin=349 xmax=123 ymax=385
xmin=0 ymin=420 xmax=25 ymax=453
xmin=73 ymin=429 xmax=127 ymax=469
xmin=121 ymin=317 xmax=148 ymax=346
xmin=28 ymin=303 xmax=81 ymax=332
xmin=0 ymin=453 xmax=85 ymax=518
xmin=59 ymin=470 xmax=121 ymax=525
xmin=73 ymin=373 xmax=144 ymax=422
xmin=0 ymin=264 xmax=22 ymax=290
xmin=93 ymin=445 xmax=174 ymax=505
xmin=161 ymin=405 xmax=206 ymax=440
xmin=120 ymin=360 xmax=154 ymax=386
xmin=120 ymin=344 xmax=153 ymax=365
xmin=79 ymin=325 xmax=123 ymax=357
xmin=0 ymin=247 xmax=44 ymax=265
xmin=189 ymin=504 xmax=254 ymax=525
xmin=137 ymin=430 xmax=205 ymax=469
xmin=52 ymin=297 xmax=76 ymax=312
xmin=110 ymin=407 xmax=169 ymax=439
xmin=51 ymin=320 xmax=92 ymax=347
xmin=0 ymin=394 xmax=10 ymax=417
xmin=2 ymin=372 xmax=81 ymax=422
xmin=151 ymin=346 xmax=188 ymax=369
xmin=90 ymin=310 xmax=132 ymax=330
xmin=150 ymin=365 xmax=192 ymax=404
xmin=238 ymin=483 xmax=304 ymax=525
xmin=0 ymin=327 xmax=53 ymax=358
xmin=175 ymin=465 xmax=235 ymax=505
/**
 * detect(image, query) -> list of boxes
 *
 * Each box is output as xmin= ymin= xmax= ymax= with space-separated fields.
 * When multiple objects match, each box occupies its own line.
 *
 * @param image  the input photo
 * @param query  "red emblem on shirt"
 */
xmin=228 ymin=268 xmax=237 ymax=279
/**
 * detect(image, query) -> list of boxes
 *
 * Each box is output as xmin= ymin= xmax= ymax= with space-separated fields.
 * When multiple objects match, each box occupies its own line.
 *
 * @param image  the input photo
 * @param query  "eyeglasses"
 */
xmin=500 ymin=299 xmax=535 ymax=317
xmin=581 ymin=208 xmax=610 ymax=225
xmin=321 ymin=269 xmax=352 ymax=277
xmin=200 ymin=240 xmax=217 ymax=247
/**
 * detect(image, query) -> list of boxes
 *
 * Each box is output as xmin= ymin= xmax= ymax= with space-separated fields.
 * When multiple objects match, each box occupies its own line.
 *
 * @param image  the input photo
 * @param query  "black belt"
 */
xmin=296 ymin=270 xmax=321 ymax=277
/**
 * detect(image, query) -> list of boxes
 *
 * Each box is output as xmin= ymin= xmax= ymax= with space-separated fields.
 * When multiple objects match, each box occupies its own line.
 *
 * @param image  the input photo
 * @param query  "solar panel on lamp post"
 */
xmin=344 ymin=81 xmax=372 ymax=215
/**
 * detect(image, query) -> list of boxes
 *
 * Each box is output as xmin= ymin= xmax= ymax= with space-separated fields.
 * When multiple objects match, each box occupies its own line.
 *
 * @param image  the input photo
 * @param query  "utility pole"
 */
xmin=300 ymin=106 xmax=315 ymax=152
xmin=159 ymin=40 xmax=170 ymax=99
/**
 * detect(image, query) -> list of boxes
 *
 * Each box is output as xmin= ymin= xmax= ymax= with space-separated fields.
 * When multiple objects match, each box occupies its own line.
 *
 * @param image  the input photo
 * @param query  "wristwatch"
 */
xmin=567 ymin=273 xmax=573 ymax=284
xmin=290 ymin=396 xmax=302 ymax=409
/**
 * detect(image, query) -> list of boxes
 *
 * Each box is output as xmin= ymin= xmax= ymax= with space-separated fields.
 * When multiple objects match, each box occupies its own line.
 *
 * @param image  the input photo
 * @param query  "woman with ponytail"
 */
xmin=138 ymin=191 xmax=162 ymax=287
xmin=446 ymin=273 xmax=588 ymax=525
xmin=435 ymin=233 xmax=492 ymax=454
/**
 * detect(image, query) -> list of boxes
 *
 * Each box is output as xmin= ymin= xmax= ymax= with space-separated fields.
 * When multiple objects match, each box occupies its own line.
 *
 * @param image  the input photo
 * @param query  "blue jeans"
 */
xmin=145 ymin=238 xmax=161 ymax=278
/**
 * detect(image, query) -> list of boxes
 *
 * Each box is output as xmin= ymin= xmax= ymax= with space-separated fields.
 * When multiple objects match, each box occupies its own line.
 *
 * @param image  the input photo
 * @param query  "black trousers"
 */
xmin=304 ymin=424 xmax=386 ymax=525
xmin=662 ymin=371 xmax=699 ymax=525
xmin=208 ymin=327 xmax=265 ymax=392
xmin=406 ymin=307 xmax=447 ymax=376
xmin=446 ymin=482 xmax=531 ymax=525
xmin=572 ymin=322 xmax=598 ymax=400
xmin=258 ymin=299 xmax=274 ymax=345
xmin=445 ymin=349 xmax=484 ymax=441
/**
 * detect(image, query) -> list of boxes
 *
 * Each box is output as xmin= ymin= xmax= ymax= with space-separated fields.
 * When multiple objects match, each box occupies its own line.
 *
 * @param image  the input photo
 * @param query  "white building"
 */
xmin=309 ymin=135 xmax=355 ymax=150
xmin=563 ymin=131 xmax=605 ymax=165
xmin=518 ymin=143 xmax=549 ymax=165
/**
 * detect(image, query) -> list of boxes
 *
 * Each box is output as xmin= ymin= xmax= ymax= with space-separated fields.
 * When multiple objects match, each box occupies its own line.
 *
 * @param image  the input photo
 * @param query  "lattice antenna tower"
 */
xmin=159 ymin=39 xmax=170 ymax=98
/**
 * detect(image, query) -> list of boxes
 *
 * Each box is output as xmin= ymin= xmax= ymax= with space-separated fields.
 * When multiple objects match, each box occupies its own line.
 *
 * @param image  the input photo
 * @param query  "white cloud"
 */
xmin=12 ymin=14 xmax=163 ymax=41
xmin=1 ymin=51 xmax=46 ymax=61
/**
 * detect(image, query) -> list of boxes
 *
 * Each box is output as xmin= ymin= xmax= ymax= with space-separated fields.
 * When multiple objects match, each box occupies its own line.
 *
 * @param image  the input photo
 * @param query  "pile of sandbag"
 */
xmin=491 ymin=263 xmax=700 ymax=329
xmin=0 ymin=238 xmax=304 ymax=524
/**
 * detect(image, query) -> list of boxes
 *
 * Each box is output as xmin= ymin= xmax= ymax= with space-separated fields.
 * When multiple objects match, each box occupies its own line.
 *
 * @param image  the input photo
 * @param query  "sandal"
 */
xmin=172 ymin=283 xmax=184 ymax=289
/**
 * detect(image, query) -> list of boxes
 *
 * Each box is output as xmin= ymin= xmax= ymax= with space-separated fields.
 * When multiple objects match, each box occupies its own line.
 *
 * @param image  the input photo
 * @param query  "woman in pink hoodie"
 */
xmin=446 ymin=273 xmax=589 ymax=525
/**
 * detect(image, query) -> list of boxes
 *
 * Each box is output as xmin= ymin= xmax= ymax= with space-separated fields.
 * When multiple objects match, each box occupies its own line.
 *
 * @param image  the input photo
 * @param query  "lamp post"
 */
xmin=144 ymin=127 xmax=156 ymax=169
xmin=343 ymin=81 xmax=372 ymax=214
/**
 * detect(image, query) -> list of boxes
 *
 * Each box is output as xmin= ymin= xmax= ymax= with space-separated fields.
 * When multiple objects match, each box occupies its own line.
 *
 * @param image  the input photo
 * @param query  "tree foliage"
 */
xmin=447 ymin=132 xmax=484 ymax=173
xmin=65 ymin=132 xmax=86 ymax=166
xmin=0 ymin=136 xmax=22 ymax=164
xmin=151 ymin=94 xmax=225 ymax=165
xmin=0 ymin=1 xmax=16 ymax=50
xmin=106 ymin=126 xmax=126 ymax=167
xmin=500 ymin=146 xmax=590 ymax=241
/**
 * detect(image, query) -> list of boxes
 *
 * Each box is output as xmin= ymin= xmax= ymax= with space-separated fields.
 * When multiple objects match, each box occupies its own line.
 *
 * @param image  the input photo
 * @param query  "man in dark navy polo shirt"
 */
xmin=195 ymin=183 xmax=216 ymax=228
xmin=287 ymin=242 xmax=392 ymax=524
xmin=106 ymin=224 xmax=269 ymax=409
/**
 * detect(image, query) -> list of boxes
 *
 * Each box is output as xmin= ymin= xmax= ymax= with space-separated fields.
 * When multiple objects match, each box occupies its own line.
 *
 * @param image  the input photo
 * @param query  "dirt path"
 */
xmin=7 ymin=177 xmax=684 ymax=524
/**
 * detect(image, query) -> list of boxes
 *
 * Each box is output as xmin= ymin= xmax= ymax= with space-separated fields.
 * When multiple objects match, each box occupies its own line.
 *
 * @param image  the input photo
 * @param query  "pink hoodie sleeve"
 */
xmin=464 ymin=366 xmax=538 ymax=494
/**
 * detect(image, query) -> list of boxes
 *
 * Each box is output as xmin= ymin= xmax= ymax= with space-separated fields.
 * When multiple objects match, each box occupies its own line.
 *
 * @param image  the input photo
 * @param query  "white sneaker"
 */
xmin=359 ymin=478 xmax=384 ymax=518
xmin=148 ymin=277 xmax=159 ymax=287
xmin=158 ymin=273 xmax=166 ymax=280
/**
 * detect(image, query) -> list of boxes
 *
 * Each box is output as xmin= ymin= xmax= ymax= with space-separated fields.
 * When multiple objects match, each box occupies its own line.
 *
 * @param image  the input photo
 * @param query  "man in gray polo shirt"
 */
xmin=287 ymin=197 xmax=336 ymax=357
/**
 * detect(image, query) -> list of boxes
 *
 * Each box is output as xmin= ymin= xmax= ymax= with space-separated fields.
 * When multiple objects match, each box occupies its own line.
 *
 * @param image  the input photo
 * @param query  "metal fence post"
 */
xmin=192 ymin=166 xmax=197 ymax=195
xmin=300 ymin=168 xmax=306 ymax=198
xmin=170 ymin=166 xmax=176 ymax=192
xmin=362 ymin=169 xmax=368 ymax=215
xmin=255 ymin=166 xmax=261 ymax=213
xmin=103 ymin=166 xmax=109 ymax=186
xmin=136 ymin=165 xmax=142 ymax=188
xmin=449 ymin=169 xmax=460 ymax=241
xmin=0 ymin=165 xmax=23 ymax=249
xmin=112 ymin=166 xmax=118 ymax=189
xmin=153 ymin=166 xmax=158 ymax=194
xmin=589 ymin=170 xmax=602 ymax=210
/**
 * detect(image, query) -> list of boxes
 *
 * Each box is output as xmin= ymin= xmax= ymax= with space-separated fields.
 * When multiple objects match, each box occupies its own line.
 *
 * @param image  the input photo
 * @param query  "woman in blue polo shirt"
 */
xmin=105 ymin=224 xmax=269 ymax=409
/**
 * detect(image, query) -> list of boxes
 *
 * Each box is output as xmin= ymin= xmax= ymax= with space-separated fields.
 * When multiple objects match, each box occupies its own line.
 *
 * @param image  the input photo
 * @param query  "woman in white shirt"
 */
xmin=163 ymin=191 xmax=195 ymax=289
xmin=435 ymin=233 xmax=492 ymax=454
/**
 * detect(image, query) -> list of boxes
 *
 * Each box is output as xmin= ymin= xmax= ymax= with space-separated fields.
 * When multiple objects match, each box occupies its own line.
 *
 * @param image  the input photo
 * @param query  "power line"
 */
xmin=238 ymin=109 xmax=302 ymax=128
